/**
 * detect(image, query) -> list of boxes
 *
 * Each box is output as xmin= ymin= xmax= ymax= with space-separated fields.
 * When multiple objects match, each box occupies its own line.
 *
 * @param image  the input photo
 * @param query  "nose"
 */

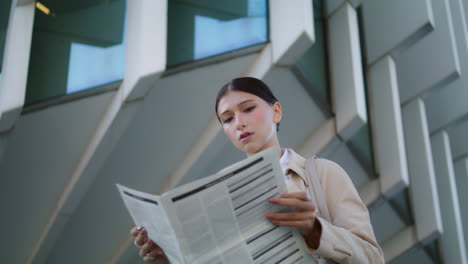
xmin=235 ymin=113 xmax=246 ymax=130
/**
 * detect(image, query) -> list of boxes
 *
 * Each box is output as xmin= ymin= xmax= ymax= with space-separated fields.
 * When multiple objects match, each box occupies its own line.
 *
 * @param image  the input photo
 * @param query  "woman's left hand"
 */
xmin=266 ymin=192 xmax=317 ymax=236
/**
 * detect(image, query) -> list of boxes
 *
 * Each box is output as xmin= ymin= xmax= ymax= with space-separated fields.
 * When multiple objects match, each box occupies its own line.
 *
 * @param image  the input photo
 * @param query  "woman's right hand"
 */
xmin=130 ymin=226 xmax=169 ymax=264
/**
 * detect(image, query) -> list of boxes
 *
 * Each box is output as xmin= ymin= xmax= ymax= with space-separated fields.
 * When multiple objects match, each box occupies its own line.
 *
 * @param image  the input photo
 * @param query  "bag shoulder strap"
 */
xmin=305 ymin=157 xmax=338 ymax=264
xmin=305 ymin=156 xmax=331 ymax=222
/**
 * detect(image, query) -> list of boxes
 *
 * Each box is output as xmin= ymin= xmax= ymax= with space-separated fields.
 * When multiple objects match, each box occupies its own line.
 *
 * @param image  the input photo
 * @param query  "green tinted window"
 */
xmin=167 ymin=0 xmax=268 ymax=67
xmin=25 ymin=0 xmax=126 ymax=105
xmin=0 ymin=0 xmax=13 ymax=80
xmin=294 ymin=0 xmax=330 ymax=115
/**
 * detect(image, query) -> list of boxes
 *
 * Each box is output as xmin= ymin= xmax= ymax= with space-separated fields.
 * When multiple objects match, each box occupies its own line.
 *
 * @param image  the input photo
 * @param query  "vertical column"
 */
xmin=431 ymin=131 xmax=467 ymax=264
xmin=328 ymin=3 xmax=367 ymax=140
xmin=124 ymin=0 xmax=167 ymax=101
xmin=454 ymin=158 xmax=468 ymax=255
xmin=269 ymin=0 xmax=314 ymax=66
xmin=402 ymin=98 xmax=442 ymax=243
xmin=0 ymin=0 xmax=35 ymax=131
xmin=368 ymin=56 xmax=408 ymax=197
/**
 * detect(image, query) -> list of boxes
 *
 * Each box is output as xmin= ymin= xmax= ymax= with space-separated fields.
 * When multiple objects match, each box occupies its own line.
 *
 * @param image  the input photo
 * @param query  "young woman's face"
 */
xmin=217 ymin=90 xmax=282 ymax=156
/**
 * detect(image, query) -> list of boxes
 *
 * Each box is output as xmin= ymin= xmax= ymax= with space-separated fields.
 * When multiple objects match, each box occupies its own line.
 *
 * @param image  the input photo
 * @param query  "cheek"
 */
xmin=253 ymin=108 xmax=272 ymax=127
xmin=223 ymin=126 xmax=236 ymax=141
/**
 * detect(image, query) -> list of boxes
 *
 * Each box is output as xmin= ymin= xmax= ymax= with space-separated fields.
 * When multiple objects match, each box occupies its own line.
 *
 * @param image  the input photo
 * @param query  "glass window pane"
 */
xmin=25 ymin=0 xmax=126 ymax=105
xmin=293 ymin=0 xmax=330 ymax=114
xmin=347 ymin=123 xmax=376 ymax=177
xmin=0 ymin=0 xmax=13 ymax=81
xmin=347 ymin=5 xmax=378 ymax=179
xmin=167 ymin=0 xmax=268 ymax=67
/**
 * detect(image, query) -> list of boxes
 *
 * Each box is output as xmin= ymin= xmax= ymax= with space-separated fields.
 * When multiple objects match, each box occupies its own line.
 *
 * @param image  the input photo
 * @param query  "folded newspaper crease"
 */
xmin=117 ymin=148 xmax=315 ymax=264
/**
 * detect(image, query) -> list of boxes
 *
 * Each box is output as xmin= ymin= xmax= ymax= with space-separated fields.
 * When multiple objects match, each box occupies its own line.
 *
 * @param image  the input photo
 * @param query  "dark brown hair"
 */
xmin=215 ymin=77 xmax=280 ymax=131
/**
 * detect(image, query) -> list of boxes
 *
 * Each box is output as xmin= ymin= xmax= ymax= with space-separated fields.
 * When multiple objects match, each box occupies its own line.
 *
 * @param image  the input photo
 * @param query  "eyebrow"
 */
xmin=219 ymin=99 xmax=255 ymax=118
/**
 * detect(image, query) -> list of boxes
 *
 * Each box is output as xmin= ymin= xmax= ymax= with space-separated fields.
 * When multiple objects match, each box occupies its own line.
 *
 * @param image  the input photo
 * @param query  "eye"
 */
xmin=223 ymin=117 xmax=233 ymax=124
xmin=244 ymin=106 xmax=256 ymax=112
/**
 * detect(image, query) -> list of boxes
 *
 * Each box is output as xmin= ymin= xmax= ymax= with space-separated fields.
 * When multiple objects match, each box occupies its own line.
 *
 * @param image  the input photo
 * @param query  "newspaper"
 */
xmin=117 ymin=148 xmax=314 ymax=264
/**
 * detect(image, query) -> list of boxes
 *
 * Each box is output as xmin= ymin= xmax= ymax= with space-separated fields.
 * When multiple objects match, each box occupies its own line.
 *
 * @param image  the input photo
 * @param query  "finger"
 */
xmin=140 ymin=240 xmax=165 ymax=257
xmin=266 ymin=211 xmax=315 ymax=221
xmin=135 ymin=230 xmax=148 ymax=247
xmin=130 ymin=226 xmax=145 ymax=236
xmin=135 ymin=231 xmax=147 ymax=247
xmin=280 ymin=192 xmax=310 ymax=201
xmin=143 ymin=253 xmax=168 ymax=264
xmin=145 ymin=257 xmax=169 ymax=264
xmin=142 ymin=255 xmax=157 ymax=263
xmin=148 ymin=248 xmax=162 ymax=257
xmin=269 ymin=197 xmax=315 ymax=211
xmin=148 ymin=243 xmax=164 ymax=257
xmin=140 ymin=240 xmax=156 ymax=257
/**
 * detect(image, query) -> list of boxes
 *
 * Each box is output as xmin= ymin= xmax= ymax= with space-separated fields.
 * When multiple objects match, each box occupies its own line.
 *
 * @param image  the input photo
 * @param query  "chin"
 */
xmin=243 ymin=145 xmax=261 ymax=156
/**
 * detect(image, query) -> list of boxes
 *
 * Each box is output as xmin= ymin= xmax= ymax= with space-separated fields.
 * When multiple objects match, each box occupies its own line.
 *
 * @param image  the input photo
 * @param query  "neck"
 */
xmin=246 ymin=137 xmax=283 ymax=158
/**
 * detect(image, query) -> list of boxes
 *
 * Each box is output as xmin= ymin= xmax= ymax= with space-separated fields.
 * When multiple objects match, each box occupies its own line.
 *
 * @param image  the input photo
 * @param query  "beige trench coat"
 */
xmin=283 ymin=148 xmax=385 ymax=263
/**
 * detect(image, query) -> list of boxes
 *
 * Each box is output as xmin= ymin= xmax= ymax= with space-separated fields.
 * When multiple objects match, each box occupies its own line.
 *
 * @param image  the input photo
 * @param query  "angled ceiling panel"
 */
xmin=0 ymin=91 xmax=115 ymax=264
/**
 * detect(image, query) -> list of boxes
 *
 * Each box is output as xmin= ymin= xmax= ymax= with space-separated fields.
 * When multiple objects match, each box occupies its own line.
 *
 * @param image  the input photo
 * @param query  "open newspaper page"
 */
xmin=162 ymin=148 xmax=312 ymax=264
xmin=116 ymin=184 xmax=184 ymax=264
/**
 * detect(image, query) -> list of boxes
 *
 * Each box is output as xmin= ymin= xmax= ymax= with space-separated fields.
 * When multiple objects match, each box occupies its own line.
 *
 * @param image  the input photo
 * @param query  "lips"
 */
xmin=239 ymin=132 xmax=254 ymax=142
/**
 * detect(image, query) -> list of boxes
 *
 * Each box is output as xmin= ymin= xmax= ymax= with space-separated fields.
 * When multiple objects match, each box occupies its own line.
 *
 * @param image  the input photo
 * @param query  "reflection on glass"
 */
xmin=25 ymin=0 xmax=126 ymax=105
xmin=294 ymin=0 xmax=330 ymax=114
xmin=168 ymin=0 xmax=268 ymax=67
xmin=0 ymin=0 xmax=13 ymax=80
xmin=67 ymin=41 xmax=125 ymax=94
xmin=347 ymin=123 xmax=375 ymax=174
xmin=347 ymin=4 xmax=377 ymax=179
xmin=388 ymin=188 xmax=413 ymax=225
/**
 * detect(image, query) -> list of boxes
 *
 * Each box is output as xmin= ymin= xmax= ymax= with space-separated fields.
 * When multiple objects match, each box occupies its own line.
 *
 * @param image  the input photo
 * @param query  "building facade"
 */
xmin=0 ymin=0 xmax=467 ymax=263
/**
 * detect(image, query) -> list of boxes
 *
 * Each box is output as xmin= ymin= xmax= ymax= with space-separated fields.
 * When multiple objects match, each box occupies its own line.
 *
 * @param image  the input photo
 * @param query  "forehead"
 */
xmin=217 ymin=91 xmax=260 ymax=114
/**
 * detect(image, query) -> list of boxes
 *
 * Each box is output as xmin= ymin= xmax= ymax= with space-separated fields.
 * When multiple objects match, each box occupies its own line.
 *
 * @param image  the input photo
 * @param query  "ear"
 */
xmin=272 ymin=101 xmax=282 ymax=124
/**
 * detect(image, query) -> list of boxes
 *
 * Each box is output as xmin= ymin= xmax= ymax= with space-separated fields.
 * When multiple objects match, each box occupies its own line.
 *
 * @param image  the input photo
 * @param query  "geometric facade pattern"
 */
xmin=0 ymin=0 xmax=467 ymax=263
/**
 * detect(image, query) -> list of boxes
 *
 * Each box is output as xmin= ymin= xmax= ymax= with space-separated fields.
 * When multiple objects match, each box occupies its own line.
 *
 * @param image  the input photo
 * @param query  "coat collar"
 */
xmin=283 ymin=148 xmax=308 ymax=184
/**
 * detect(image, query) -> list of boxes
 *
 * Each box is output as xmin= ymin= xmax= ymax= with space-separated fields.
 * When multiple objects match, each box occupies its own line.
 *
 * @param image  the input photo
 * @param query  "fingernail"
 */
xmin=136 ymin=226 xmax=144 ymax=231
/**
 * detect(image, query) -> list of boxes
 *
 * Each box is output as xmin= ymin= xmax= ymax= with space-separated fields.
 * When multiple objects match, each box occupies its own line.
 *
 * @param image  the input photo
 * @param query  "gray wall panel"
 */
xmin=395 ymin=0 xmax=459 ymax=104
xmin=389 ymin=246 xmax=434 ymax=264
xmin=328 ymin=3 xmax=367 ymax=140
xmin=320 ymin=142 xmax=369 ymax=188
xmin=0 ymin=91 xmax=115 ymax=264
xmin=454 ymin=158 xmax=468 ymax=257
xmin=448 ymin=119 xmax=468 ymax=159
xmin=370 ymin=201 xmax=406 ymax=244
xmin=264 ymin=67 xmax=326 ymax=149
xmin=402 ymin=99 xmax=443 ymax=243
xmin=326 ymin=0 xmax=345 ymax=16
xmin=368 ymin=56 xmax=408 ymax=197
xmin=348 ymin=0 xmax=361 ymax=8
xmin=362 ymin=0 xmax=434 ymax=64
xmin=424 ymin=0 xmax=468 ymax=133
xmin=424 ymin=79 xmax=468 ymax=133
xmin=431 ymin=132 xmax=467 ymax=264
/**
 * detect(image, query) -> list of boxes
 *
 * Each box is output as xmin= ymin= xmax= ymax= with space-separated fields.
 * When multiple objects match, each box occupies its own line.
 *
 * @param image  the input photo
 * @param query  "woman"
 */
xmin=131 ymin=77 xmax=384 ymax=263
